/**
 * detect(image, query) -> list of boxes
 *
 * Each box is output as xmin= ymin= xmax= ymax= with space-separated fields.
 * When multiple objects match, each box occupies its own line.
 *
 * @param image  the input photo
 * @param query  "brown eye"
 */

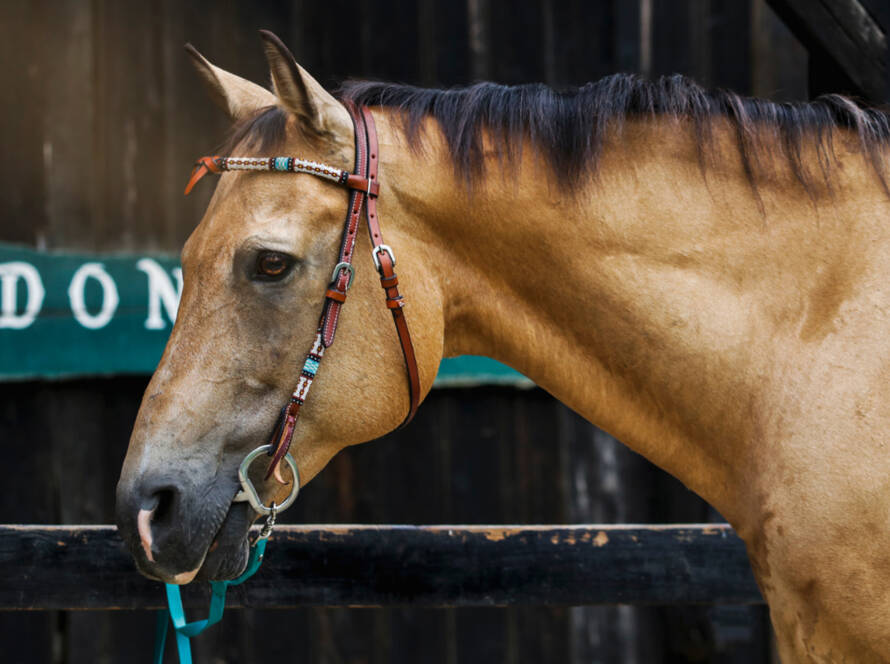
xmin=254 ymin=251 xmax=293 ymax=280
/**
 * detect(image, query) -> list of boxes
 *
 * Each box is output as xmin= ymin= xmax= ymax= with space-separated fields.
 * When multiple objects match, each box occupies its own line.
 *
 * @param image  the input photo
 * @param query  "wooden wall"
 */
xmin=0 ymin=1 xmax=812 ymax=662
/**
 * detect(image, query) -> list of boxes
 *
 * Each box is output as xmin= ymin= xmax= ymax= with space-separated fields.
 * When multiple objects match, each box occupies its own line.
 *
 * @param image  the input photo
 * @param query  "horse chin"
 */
xmin=193 ymin=501 xmax=254 ymax=581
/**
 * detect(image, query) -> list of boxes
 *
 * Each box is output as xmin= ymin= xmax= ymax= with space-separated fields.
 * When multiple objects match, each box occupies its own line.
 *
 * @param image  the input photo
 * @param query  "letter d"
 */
xmin=0 ymin=262 xmax=45 ymax=329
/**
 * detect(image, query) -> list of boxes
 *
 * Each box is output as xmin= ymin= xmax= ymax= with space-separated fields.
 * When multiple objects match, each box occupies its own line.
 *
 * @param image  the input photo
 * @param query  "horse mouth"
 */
xmin=131 ymin=499 xmax=256 ymax=584
xmin=193 ymin=502 xmax=255 ymax=581
xmin=119 ymin=447 xmax=292 ymax=584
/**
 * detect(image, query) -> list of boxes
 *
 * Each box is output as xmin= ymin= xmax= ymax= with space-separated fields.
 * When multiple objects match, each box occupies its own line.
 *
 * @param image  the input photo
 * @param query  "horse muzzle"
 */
xmin=115 ymin=445 xmax=300 ymax=583
xmin=115 ymin=468 xmax=241 ymax=582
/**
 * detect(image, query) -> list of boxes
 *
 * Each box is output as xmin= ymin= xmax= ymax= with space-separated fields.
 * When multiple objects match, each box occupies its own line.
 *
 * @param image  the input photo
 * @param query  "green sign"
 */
xmin=0 ymin=242 xmax=530 ymax=386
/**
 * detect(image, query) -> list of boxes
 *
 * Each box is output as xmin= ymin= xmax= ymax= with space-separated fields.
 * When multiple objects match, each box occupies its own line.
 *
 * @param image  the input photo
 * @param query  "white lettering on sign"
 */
xmin=0 ymin=261 xmax=45 ymax=329
xmin=68 ymin=263 xmax=119 ymax=329
xmin=136 ymin=258 xmax=182 ymax=330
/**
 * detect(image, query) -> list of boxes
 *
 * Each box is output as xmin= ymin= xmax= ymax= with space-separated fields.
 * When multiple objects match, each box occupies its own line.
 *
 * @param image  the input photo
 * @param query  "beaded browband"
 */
xmin=184 ymin=105 xmax=420 ymax=483
xmin=185 ymin=155 xmax=380 ymax=197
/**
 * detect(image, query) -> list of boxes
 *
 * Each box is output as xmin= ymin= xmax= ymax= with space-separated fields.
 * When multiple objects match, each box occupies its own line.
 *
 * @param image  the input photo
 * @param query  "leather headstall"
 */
xmin=184 ymin=103 xmax=421 ymax=483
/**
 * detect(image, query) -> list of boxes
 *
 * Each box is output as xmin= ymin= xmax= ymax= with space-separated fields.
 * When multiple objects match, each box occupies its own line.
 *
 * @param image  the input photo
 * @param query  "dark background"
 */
xmin=0 ymin=0 xmax=850 ymax=662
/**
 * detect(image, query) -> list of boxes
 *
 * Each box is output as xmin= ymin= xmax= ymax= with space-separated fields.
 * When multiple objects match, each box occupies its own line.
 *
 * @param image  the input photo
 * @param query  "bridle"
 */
xmin=156 ymin=103 xmax=421 ymax=664
xmin=185 ymin=103 xmax=421 ymax=486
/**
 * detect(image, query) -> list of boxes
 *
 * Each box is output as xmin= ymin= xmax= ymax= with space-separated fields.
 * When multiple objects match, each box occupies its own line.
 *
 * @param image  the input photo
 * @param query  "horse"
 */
xmin=115 ymin=30 xmax=890 ymax=662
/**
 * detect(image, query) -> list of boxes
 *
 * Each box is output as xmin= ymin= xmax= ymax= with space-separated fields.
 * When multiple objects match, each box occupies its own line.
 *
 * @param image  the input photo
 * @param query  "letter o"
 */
xmin=68 ymin=263 xmax=119 ymax=329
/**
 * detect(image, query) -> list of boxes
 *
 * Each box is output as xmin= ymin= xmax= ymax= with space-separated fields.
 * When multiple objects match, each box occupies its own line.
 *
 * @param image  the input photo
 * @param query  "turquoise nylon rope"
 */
xmin=152 ymin=538 xmax=268 ymax=664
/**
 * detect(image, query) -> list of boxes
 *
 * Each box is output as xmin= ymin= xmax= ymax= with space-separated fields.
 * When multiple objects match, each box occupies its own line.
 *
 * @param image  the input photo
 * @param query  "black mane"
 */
xmin=338 ymin=74 xmax=890 ymax=193
xmin=221 ymin=73 xmax=890 ymax=194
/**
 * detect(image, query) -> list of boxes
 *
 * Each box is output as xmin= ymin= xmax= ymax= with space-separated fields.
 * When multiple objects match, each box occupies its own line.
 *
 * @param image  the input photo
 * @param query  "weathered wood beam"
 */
xmin=766 ymin=0 xmax=887 ymax=101
xmin=0 ymin=524 xmax=763 ymax=610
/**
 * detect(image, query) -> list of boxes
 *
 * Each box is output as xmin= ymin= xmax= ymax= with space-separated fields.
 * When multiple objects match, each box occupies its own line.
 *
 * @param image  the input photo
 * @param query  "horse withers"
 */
xmin=116 ymin=31 xmax=890 ymax=662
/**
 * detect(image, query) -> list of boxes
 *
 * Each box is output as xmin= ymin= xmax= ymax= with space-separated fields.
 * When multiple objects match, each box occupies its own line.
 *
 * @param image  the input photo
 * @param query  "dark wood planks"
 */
xmin=766 ymin=0 xmax=888 ymax=100
xmin=0 ymin=0 xmax=48 ymax=248
xmin=0 ymin=524 xmax=763 ymax=610
xmin=752 ymin=0 xmax=809 ymax=101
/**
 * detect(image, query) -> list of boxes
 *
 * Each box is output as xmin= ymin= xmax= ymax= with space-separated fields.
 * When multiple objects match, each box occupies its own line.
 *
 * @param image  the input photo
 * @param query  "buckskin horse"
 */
xmin=115 ymin=30 xmax=890 ymax=662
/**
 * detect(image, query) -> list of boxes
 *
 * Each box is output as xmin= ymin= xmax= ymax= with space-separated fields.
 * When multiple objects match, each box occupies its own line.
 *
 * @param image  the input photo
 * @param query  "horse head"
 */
xmin=115 ymin=31 xmax=441 ymax=583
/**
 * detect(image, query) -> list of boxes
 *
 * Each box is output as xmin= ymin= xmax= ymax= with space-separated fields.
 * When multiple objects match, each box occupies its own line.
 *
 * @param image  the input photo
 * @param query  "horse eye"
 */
xmin=254 ymin=252 xmax=293 ymax=280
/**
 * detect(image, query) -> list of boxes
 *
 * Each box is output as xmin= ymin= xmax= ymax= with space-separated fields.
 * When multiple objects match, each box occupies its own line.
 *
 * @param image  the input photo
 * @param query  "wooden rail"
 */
xmin=0 ymin=524 xmax=763 ymax=610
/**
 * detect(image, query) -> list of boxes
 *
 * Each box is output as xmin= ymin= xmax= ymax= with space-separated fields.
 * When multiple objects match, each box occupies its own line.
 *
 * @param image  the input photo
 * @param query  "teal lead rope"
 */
xmin=152 ymin=537 xmax=268 ymax=664
xmin=151 ymin=445 xmax=300 ymax=664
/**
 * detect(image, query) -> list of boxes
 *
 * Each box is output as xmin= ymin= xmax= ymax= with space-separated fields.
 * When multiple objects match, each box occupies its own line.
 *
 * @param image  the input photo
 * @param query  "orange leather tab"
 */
xmin=386 ymin=297 xmax=404 ymax=309
xmin=325 ymin=288 xmax=347 ymax=303
xmin=265 ymin=409 xmax=298 ymax=481
xmin=184 ymin=156 xmax=223 ymax=195
xmin=345 ymin=174 xmax=380 ymax=197
xmin=380 ymin=274 xmax=399 ymax=288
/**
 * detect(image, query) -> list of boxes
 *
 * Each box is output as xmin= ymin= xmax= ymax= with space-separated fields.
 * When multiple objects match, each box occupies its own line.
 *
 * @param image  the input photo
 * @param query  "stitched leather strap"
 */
xmin=360 ymin=107 xmax=421 ymax=426
xmin=319 ymin=106 xmax=368 ymax=348
xmin=265 ymin=124 xmax=368 ymax=478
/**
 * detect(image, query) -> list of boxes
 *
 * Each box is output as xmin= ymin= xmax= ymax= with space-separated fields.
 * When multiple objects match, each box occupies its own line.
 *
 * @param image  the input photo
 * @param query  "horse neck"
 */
xmin=382 ymin=112 xmax=890 ymax=520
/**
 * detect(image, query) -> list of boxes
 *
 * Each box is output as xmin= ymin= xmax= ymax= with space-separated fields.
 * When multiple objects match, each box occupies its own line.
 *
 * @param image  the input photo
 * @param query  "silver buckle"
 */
xmin=330 ymin=261 xmax=355 ymax=290
xmin=232 ymin=444 xmax=300 ymax=515
xmin=372 ymin=245 xmax=395 ymax=272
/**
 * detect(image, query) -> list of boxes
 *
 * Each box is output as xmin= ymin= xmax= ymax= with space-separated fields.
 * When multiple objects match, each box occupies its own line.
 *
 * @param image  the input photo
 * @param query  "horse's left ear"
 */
xmin=259 ymin=30 xmax=352 ymax=140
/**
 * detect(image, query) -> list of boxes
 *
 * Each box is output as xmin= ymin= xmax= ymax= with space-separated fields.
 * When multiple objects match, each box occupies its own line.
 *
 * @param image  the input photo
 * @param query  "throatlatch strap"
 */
xmin=359 ymin=107 xmax=421 ymax=426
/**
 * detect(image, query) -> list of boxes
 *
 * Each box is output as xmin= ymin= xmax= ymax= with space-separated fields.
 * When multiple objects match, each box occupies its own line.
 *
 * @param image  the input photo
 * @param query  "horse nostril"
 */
xmin=151 ymin=488 xmax=176 ymax=525
xmin=135 ymin=487 xmax=177 ymax=563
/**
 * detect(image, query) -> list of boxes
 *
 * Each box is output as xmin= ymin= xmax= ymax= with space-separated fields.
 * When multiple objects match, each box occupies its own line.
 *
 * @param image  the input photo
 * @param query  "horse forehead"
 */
xmin=190 ymin=179 xmax=304 ymax=239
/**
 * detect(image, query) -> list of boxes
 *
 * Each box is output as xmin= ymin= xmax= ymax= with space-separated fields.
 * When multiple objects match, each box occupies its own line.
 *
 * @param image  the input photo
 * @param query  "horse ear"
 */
xmin=185 ymin=43 xmax=277 ymax=120
xmin=258 ymin=30 xmax=352 ymax=139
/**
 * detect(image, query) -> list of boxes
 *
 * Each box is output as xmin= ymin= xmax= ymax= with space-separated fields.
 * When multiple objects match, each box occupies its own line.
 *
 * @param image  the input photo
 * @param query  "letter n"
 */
xmin=137 ymin=258 xmax=183 ymax=330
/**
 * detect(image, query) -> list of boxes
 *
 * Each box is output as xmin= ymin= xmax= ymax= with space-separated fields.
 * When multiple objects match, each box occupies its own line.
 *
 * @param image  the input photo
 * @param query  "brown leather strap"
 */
xmin=360 ymin=107 xmax=421 ymax=426
xmin=264 ymin=104 xmax=421 ymax=481
xmin=318 ymin=103 xmax=369 ymax=348
xmin=264 ymin=115 xmax=368 ymax=478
